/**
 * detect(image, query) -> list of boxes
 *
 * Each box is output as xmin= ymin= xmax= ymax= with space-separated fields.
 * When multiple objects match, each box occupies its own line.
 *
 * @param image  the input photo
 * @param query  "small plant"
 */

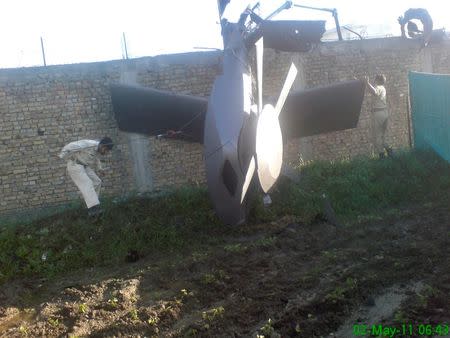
xmin=224 ymin=243 xmax=246 ymax=253
xmin=254 ymin=236 xmax=276 ymax=248
xmin=48 ymin=317 xmax=59 ymax=327
xmin=107 ymin=297 xmax=119 ymax=308
xmin=201 ymin=270 xmax=229 ymax=285
xmin=202 ymin=273 xmax=216 ymax=285
xmin=345 ymin=277 xmax=358 ymax=290
xmin=326 ymin=286 xmax=346 ymax=303
xmin=147 ymin=315 xmax=159 ymax=326
xmin=129 ymin=308 xmax=139 ymax=321
xmin=19 ymin=325 xmax=29 ymax=336
xmin=202 ymin=306 xmax=225 ymax=322
xmin=259 ymin=318 xmax=281 ymax=338
xmin=179 ymin=288 xmax=194 ymax=300
xmin=78 ymin=303 xmax=88 ymax=314
xmin=192 ymin=252 xmax=208 ymax=262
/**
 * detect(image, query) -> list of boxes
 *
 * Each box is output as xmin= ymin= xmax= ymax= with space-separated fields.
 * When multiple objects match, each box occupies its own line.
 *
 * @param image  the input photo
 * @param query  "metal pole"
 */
xmin=265 ymin=1 xmax=293 ymax=20
xmin=406 ymin=91 xmax=413 ymax=148
xmin=122 ymin=32 xmax=129 ymax=59
xmin=332 ymin=9 xmax=343 ymax=41
xmin=293 ymin=4 xmax=333 ymax=13
xmin=292 ymin=4 xmax=343 ymax=41
xmin=343 ymin=26 xmax=363 ymax=40
xmin=40 ymin=37 xmax=46 ymax=66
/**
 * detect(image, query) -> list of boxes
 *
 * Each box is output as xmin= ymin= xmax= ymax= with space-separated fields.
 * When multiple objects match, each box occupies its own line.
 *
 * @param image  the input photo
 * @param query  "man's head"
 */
xmin=98 ymin=136 xmax=114 ymax=155
xmin=375 ymin=74 xmax=386 ymax=86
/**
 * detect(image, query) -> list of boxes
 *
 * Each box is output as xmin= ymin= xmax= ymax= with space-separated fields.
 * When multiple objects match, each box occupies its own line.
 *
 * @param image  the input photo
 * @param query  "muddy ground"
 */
xmin=1 ymin=199 xmax=449 ymax=337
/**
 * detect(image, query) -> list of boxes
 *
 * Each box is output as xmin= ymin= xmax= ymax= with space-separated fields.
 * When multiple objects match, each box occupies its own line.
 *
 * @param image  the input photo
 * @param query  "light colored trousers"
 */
xmin=372 ymin=109 xmax=389 ymax=153
xmin=67 ymin=160 xmax=101 ymax=208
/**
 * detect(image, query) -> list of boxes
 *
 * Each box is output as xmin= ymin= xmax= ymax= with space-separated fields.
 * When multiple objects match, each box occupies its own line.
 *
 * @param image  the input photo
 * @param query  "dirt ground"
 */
xmin=1 ymin=199 xmax=449 ymax=337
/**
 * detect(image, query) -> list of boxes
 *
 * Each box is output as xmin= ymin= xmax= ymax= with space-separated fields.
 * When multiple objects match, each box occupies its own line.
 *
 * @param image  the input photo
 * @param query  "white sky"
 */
xmin=0 ymin=0 xmax=449 ymax=69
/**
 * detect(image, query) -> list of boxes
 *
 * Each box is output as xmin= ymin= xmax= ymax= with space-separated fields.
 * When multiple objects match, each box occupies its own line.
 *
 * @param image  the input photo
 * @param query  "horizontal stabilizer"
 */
xmin=279 ymin=79 xmax=365 ymax=140
xmin=110 ymin=84 xmax=208 ymax=143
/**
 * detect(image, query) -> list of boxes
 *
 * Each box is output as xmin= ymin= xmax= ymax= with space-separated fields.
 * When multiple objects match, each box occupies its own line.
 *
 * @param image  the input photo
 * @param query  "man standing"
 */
xmin=364 ymin=75 xmax=393 ymax=159
xmin=59 ymin=137 xmax=113 ymax=217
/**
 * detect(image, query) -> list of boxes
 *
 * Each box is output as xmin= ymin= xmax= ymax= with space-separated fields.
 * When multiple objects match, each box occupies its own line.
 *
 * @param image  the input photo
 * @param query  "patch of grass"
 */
xmin=258 ymin=318 xmax=281 ymax=338
xmin=223 ymin=243 xmax=247 ymax=253
xmin=253 ymin=236 xmax=276 ymax=248
xmin=0 ymin=187 xmax=223 ymax=284
xmin=201 ymin=270 xmax=229 ymax=286
xmin=202 ymin=306 xmax=225 ymax=322
xmin=252 ymin=149 xmax=450 ymax=223
xmin=192 ymin=251 xmax=209 ymax=262
xmin=325 ymin=286 xmax=346 ymax=303
xmin=0 ymin=150 xmax=448 ymax=286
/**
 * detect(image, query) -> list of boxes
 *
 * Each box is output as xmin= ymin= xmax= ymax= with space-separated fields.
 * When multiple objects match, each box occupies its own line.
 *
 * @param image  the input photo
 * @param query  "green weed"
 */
xmin=202 ymin=306 xmax=225 ymax=322
xmin=129 ymin=308 xmax=139 ymax=321
xmin=78 ymin=303 xmax=88 ymax=314
xmin=47 ymin=317 xmax=59 ymax=327
xmin=258 ymin=318 xmax=281 ymax=338
xmin=147 ymin=315 xmax=159 ymax=326
xmin=0 ymin=150 xmax=448 ymax=285
xmin=223 ymin=243 xmax=246 ymax=252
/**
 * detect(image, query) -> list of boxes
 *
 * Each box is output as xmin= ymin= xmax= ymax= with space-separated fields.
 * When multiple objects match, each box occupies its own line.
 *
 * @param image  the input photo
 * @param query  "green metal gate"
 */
xmin=409 ymin=71 xmax=450 ymax=162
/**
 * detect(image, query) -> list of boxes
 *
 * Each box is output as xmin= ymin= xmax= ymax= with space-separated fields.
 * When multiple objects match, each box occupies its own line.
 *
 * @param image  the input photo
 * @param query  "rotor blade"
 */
xmin=255 ymin=37 xmax=264 ymax=113
xmin=256 ymin=104 xmax=283 ymax=193
xmin=275 ymin=63 xmax=298 ymax=117
xmin=240 ymin=156 xmax=256 ymax=203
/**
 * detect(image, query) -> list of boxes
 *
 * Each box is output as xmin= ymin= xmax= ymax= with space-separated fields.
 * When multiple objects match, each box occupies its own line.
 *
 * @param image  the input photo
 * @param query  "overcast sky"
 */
xmin=0 ymin=0 xmax=448 ymax=69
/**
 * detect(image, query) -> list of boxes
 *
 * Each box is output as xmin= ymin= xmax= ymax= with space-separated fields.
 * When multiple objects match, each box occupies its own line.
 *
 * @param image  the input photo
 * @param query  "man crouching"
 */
xmin=59 ymin=137 xmax=113 ymax=217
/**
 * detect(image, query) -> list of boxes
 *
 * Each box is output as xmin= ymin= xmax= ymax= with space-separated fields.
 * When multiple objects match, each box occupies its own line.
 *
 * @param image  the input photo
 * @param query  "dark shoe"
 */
xmin=88 ymin=205 xmax=103 ymax=218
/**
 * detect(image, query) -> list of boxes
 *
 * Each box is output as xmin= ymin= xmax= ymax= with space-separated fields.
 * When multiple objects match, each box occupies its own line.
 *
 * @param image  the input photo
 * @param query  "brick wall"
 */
xmin=1 ymin=38 xmax=449 ymax=217
xmin=0 ymin=53 xmax=219 ymax=216
xmin=263 ymin=38 xmax=434 ymax=163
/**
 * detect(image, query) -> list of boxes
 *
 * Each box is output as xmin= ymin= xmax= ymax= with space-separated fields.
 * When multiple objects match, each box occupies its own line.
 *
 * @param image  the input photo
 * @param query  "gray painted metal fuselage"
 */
xmin=204 ymin=22 xmax=255 ymax=225
xmin=110 ymin=3 xmax=365 ymax=227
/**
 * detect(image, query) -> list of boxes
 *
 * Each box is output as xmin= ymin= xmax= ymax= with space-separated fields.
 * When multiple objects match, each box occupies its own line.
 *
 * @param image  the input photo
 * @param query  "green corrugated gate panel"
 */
xmin=409 ymin=71 xmax=450 ymax=163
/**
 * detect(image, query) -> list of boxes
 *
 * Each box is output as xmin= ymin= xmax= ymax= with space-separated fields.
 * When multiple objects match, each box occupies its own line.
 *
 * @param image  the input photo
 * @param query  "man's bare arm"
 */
xmin=364 ymin=76 xmax=377 ymax=95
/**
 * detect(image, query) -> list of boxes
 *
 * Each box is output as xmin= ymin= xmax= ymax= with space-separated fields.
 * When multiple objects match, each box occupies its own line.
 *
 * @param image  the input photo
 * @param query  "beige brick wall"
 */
xmin=1 ymin=38 xmax=449 ymax=217
xmin=264 ymin=38 xmax=432 ymax=164
xmin=0 ymin=53 xmax=219 ymax=216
